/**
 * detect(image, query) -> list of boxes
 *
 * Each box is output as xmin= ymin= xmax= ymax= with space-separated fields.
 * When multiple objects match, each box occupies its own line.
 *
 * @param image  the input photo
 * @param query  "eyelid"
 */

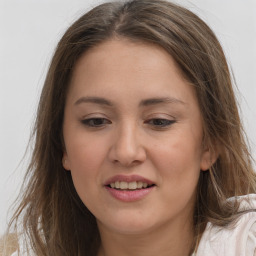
xmin=81 ymin=112 xmax=108 ymax=118
xmin=144 ymin=113 xmax=177 ymax=128
xmin=145 ymin=118 xmax=176 ymax=125
xmin=81 ymin=117 xmax=111 ymax=127
xmin=145 ymin=113 xmax=176 ymax=121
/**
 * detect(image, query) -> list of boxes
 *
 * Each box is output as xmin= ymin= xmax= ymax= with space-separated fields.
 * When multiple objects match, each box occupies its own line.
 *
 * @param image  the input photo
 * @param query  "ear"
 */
xmin=62 ymin=153 xmax=71 ymax=171
xmin=200 ymin=146 xmax=219 ymax=171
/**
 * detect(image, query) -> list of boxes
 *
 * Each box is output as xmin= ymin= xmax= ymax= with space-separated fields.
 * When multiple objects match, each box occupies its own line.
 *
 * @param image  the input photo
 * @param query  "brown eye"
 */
xmin=81 ymin=118 xmax=111 ymax=127
xmin=147 ymin=119 xmax=176 ymax=127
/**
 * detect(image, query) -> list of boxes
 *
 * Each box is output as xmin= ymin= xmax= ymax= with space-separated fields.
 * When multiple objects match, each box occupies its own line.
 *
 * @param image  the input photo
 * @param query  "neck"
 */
xmin=97 ymin=217 xmax=194 ymax=256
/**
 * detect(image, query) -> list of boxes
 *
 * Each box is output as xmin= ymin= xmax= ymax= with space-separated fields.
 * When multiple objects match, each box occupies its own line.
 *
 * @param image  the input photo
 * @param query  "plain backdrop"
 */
xmin=0 ymin=0 xmax=256 ymax=235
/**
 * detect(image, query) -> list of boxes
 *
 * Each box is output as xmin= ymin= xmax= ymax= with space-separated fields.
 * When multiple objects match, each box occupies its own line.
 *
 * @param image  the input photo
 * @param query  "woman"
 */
xmin=3 ymin=0 xmax=256 ymax=255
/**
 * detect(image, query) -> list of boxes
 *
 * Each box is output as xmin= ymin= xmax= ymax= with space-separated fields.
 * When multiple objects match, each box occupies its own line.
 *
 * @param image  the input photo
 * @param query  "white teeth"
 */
xmin=109 ymin=181 xmax=152 ymax=190
xmin=128 ymin=181 xmax=137 ymax=190
xmin=120 ymin=181 xmax=128 ymax=189
xmin=137 ymin=181 xmax=143 ymax=189
xmin=115 ymin=181 xmax=120 ymax=189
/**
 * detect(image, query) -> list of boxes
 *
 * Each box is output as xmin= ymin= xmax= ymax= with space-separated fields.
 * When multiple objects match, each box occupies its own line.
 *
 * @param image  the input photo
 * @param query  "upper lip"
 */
xmin=104 ymin=174 xmax=155 ymax=186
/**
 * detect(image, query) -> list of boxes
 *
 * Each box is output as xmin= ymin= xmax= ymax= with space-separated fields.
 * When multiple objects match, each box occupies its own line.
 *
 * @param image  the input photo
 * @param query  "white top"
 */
xmin=12 ymin=194 xmax=256 ymax=256
xmin=195 ymin=194 xmax=256 ymax=256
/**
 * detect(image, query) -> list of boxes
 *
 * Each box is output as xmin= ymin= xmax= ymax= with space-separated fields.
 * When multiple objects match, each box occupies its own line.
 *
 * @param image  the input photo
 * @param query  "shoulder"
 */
xmin=0 ymin=233 xmax=18 ymax=256
xmin=197 ymin=194 xmax=256 ymax=256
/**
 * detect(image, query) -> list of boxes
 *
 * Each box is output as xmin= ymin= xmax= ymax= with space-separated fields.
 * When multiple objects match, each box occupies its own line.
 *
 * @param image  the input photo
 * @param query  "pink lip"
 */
xmin=105 ymin=186 xmax=155 ymax=202
xmin=104 ymin=174 xmax=156 ymax=202
xmin=104 ymin=174 xmax=155 ymax=186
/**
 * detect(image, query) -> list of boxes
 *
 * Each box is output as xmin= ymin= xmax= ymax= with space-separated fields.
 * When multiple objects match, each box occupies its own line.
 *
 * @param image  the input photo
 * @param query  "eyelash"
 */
xmin=81 ymin=118 xmax=176 ymax=128
xmin=81 ymin=118 xmax=111 ymax=127
xmin=145 ymin=119 xmax=176 ymax=128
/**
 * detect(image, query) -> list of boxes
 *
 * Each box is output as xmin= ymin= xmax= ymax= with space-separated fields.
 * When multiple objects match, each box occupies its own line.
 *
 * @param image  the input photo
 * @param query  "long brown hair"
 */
xmin=6 ymin=0 xmax=256 ymax=255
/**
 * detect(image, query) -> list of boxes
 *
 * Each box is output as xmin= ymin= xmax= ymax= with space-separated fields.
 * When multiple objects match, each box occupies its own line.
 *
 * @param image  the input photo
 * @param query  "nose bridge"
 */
xmin=109 ymin=119 xmax=146 ymax=166
xmin=118 ymin=121 xmax=137 ymax=152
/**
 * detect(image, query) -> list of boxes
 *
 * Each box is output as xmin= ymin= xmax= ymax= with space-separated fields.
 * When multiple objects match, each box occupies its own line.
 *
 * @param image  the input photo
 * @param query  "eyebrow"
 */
xmin=139 ymin=97 xmax=186 ymax=106
xmin=74 ymin=96 xmax=113 ymax=106
xmin=74 ymin=96 xmax=185 ymax=107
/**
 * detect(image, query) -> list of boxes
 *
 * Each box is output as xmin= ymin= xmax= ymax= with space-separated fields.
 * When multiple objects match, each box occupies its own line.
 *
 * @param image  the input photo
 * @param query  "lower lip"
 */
xmin=105 ymin=186 xmax=155 ymax=202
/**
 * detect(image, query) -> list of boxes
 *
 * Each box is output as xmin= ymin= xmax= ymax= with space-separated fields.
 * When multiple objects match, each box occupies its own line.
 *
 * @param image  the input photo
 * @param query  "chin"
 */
xmin=97 ymin=211 xmax=161 ymax=235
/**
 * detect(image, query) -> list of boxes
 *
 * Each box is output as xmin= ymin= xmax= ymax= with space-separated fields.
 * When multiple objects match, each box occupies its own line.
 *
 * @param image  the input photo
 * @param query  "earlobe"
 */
xmin=62 ymin=153 xmax=71 ymax=171
xmin=200 ymin=148 xmax=218 ymax=171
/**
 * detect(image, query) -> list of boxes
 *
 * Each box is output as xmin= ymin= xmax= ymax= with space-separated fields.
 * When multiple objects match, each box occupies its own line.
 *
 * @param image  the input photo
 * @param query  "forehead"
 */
xmin=74 ymin=38 xmax=183 ymax=76
xmin=67 ymin=38 xmax=198 ymax=108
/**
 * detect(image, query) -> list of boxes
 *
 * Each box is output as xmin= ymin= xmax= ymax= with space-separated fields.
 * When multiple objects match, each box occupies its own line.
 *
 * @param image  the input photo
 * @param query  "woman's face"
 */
xmin=63 ymin=39 xmax=212 ymax=235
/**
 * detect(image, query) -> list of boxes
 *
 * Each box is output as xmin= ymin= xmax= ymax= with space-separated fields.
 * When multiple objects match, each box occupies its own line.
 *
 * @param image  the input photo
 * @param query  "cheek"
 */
xmin=66 ymin=133 xmax=107 ymax=171
xmin=152 ymin=132 xmax=202 ymax=168
xmin=150 ymin=131 xmax=202 ymax=187
xmin=67 ymin=145 xmax=102 ymax=211
xmin=150 ymin=137 xmax=201 ymax=212
xmin=64 ymin=136 xmax=107 ymax=200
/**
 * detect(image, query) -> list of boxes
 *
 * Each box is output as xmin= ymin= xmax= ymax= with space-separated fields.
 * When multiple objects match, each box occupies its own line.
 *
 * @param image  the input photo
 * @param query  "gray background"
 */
xmin=1 ymin=0 xmax=256 ymax=235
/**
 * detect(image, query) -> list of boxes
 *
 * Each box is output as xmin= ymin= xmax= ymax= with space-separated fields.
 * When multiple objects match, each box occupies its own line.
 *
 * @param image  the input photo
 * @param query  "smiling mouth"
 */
xmin=107 ymin=181 xmax=156 ymax=190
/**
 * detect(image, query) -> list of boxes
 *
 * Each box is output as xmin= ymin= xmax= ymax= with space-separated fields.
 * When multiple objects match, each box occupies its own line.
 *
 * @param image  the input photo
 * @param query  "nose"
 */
xmin=108 ymin=123 xmax=146 ymax=167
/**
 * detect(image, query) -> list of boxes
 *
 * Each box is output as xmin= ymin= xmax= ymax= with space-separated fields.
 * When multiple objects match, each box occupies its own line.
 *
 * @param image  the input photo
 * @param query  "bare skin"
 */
xmin=97 ymin=207 xmax=194 ymax=256
xmin=63 ymin=38 xmax=214 ymax=256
